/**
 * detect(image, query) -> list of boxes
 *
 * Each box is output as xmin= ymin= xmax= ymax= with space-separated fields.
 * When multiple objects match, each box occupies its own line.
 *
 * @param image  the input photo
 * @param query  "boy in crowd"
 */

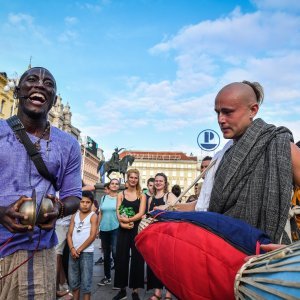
xmin=67 ymin=191 xmax=98 ymax=300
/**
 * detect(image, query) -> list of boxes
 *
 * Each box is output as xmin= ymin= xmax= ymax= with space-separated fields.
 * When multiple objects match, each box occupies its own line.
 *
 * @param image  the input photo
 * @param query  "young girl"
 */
xmin=97 ymin=178 xmax=120 ymax=286
xmin=113 ymin=169 xmax=146 ymax=300
xmin=147 ymin=173 xmax=177 ymax=300
xmin=67 ymin=191 xmax=98 ymax=300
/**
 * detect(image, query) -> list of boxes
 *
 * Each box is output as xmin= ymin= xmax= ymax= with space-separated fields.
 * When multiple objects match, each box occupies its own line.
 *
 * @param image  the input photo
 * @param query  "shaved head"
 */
xmin=216 ymin=82 xmax=263 ymax=107
xmin=217 ymin=81 xmax=264 ymax=106
xmin=214 ymin=80 xmax=263 ymax=140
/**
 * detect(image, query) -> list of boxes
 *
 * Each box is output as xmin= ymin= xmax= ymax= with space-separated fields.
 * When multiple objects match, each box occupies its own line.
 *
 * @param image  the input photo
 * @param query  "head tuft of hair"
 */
xmin=242 ymin=80 xmax=264 ymax=106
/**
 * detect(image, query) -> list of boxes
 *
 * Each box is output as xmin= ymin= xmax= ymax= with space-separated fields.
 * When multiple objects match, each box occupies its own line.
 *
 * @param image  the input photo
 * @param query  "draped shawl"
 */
xmin=209 ymin=118 xmax=293 ymax=243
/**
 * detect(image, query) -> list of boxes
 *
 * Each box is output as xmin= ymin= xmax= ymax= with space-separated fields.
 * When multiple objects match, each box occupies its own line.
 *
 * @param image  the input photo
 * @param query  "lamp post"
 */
xmin=81 ymin=136 xmax=93 ymax=180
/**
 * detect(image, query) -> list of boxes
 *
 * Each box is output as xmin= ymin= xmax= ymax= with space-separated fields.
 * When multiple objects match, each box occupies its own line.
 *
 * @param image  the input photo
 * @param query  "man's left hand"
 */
xmin=37 ymin=194 xmax=60 ymax=230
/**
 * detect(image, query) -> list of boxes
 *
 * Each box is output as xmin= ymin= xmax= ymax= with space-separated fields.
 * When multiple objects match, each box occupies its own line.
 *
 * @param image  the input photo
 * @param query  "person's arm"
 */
xmin=82 ymin=185 xmax=95 ymax=192
xmin=116 ymin=192 xmax=124 ymax=222
xmin=148 ymin=196 xmax=153 ymax=213
xmin=153 ymin=200 xmax=197 ymax=212
xmin=67 ymin=214 xmax=79 ymax=259
xmin=291 ymin=142 xmax=300 ymax=187
xmin=96 ymin=209 xmax=102 ymax=237
xmin=165 ymin=192 xmax=178 ymax=206
xmin=128 ymin=194 xmax=146 ymax=223
xmin=77 ymin=214 xmax=98 ymax=254
xmin=38 ymin=195 xmax=80 ymax=231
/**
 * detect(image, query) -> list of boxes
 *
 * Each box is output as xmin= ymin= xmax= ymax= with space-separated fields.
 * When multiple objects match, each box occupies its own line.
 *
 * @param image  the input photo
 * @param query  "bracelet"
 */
xmin=57 ymin=200 xmax=65 ymax=218
xmin=70 ymin=246 xmax=75 ymax=250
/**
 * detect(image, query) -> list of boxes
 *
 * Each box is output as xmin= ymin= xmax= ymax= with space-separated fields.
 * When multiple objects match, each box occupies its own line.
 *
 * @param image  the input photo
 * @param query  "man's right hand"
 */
xmin=0 ymin=196 xmax=33 ymax=233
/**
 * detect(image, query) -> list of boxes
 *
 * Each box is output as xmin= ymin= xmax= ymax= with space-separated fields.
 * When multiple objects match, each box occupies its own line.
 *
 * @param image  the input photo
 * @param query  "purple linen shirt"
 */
xmin=0 ymin=120 xmax=82 ymax=257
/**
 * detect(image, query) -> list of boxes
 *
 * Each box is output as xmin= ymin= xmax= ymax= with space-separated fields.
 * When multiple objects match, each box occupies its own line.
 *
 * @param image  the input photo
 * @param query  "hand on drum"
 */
xmin=260 ymin=243 xmax=285 ymax=252
xmin=245 ymin=243 xmax=286 ymax=261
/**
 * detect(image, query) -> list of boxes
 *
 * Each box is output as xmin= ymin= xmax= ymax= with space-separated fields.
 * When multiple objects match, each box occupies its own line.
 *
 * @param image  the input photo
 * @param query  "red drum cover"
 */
xmin=136 ymin=221 xmax=246 ymax=300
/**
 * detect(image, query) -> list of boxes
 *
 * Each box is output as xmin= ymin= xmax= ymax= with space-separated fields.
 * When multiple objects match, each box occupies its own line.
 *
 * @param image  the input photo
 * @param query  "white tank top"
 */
xmin=72 ymin=211 xmax=95 ymax=252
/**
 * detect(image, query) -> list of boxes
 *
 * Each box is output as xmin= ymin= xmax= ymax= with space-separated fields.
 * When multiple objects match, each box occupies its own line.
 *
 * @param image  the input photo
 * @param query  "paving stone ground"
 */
xmin=91 ymin=239 xmax=175 ymax=300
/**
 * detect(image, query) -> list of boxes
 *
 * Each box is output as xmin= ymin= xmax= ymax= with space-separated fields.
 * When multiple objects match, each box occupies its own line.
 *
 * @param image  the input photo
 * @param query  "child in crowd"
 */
xmin=67 ymin=191 xmax=98 ymax=300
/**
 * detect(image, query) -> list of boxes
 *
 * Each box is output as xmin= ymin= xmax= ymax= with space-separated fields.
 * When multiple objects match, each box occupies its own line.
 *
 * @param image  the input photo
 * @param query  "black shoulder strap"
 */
xmin=7 ymin=115 xmax=58 ymax=191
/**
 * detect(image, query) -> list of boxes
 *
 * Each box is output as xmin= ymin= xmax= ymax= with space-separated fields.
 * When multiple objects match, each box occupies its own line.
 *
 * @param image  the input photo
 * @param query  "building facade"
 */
xmin=0 ymin=73 xmax=16 ymax=119
xmin=81 ymin=145 xmax=101 ymax=185
xmin=120 ymin=150 xmax=199 ymax=198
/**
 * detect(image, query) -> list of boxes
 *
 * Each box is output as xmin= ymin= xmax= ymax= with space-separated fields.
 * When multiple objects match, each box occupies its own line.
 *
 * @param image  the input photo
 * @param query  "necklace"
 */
xmin=33 ymin=122 xmax=50 ymax=151
xmin=15 ymin=121 xmax=50 ymax=151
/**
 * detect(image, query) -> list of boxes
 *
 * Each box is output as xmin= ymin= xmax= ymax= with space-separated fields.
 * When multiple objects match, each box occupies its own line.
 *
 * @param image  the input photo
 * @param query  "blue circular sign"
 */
xmin=197 ymin=129 xmax=220 ymax=151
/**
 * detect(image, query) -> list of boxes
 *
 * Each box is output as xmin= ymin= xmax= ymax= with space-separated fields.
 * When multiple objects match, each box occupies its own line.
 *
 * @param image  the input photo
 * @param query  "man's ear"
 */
xmin=250 ymin=103 xmax=259 ymax=119
xmin=13 ymin=86 xmax=19 ymax=99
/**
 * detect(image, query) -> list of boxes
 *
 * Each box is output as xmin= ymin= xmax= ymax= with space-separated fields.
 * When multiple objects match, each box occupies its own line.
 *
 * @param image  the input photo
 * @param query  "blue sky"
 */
xmin=1 ymin=0 xmax=300 ymax=159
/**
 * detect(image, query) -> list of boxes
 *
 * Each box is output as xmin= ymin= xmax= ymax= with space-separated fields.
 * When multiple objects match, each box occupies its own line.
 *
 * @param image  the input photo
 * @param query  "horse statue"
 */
xmin=98 ymin=155 xmax=135 ymax=181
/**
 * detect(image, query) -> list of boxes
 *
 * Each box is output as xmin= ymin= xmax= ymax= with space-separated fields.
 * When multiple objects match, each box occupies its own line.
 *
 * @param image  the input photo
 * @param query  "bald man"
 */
xmin=209 ymin=81 xmax=300 ymax=244
xmin=161 ymin=81 xmax=300 ymax=244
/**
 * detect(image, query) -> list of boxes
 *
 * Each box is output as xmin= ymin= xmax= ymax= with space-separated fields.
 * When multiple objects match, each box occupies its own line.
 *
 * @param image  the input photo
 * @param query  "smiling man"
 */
xmin=0 ymin=67 xmax=82 ymax=299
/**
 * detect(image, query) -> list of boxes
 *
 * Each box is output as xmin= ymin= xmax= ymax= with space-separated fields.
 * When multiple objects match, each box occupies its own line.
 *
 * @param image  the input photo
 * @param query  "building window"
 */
xmin=0 ymin=100 xmax=5 ymax=113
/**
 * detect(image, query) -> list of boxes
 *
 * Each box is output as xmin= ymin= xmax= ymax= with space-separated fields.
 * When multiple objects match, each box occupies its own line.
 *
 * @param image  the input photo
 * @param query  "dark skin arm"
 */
xmin=38 ymin=195 xmax=80 ymax=230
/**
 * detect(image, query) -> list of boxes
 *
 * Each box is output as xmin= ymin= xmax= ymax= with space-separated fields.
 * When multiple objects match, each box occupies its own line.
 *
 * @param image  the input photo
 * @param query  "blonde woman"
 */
xmin=113 ymin=169 xmax=146 ymax=300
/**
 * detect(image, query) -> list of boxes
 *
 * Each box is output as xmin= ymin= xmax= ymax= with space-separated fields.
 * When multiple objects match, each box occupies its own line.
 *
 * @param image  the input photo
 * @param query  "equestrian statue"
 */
xmin=98 ymin=147 xmax=135 ymax=181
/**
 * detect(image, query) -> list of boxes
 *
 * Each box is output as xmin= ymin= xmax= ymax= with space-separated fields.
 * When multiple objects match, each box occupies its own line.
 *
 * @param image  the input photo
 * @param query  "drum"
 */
xmin=235 ymin=241 xmax=300 ymax=299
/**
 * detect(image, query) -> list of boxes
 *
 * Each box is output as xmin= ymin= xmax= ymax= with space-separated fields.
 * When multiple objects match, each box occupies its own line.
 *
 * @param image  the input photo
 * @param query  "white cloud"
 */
xmin=5 ymin=13 xmax=51 ymax=45
xmin=58 ymin=30 xmax=78 ymax=43
xmin=8 ymin=13 xmax=33 ymax=27
xmin=65 ymin=16 xmax=78 ymax=26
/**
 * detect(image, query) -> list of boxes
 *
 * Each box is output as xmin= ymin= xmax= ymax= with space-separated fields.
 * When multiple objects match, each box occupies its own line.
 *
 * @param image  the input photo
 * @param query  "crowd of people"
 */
xmin=1 ymin=67 xmax=300 ymax=300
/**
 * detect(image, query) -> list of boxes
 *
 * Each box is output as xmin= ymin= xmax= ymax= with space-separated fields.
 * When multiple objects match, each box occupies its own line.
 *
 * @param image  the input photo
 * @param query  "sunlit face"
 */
xmin=80 ymin=197 xmax=93 ymax=213
xmin=109 ymin=179 xmax=120 ymax=192
xmin=200 ymin=159 xmax=211 ymax=172
xmin=17 ymin=67 xmax=57 ymax=118
xmin=215 ymin=88 xmax=257 ymax=140
xmin=128 ymin=172 xmax=139 ymax=187
xmin=147 ymin=181 xmax=154 ymax=194
xmin=194 ymin=184 xmax=199 ymax=195
xmin=155 ymin=175 xmax=166 ymax=191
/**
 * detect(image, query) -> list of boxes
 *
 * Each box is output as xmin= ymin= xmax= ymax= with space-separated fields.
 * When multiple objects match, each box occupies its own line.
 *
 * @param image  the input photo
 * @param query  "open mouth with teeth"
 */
xmin=28 ymin=93 xmax=46 ymax=105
